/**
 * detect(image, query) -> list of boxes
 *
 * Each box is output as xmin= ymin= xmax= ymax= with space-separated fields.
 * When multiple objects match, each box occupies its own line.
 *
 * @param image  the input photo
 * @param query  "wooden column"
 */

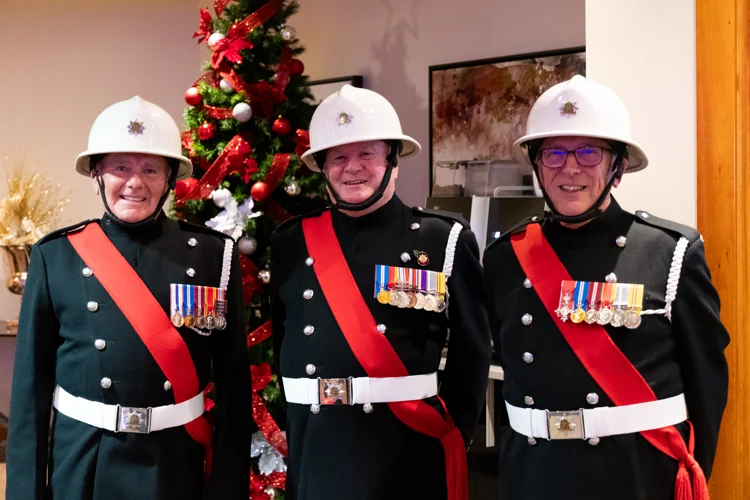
xmin=697 ymin=0 xmax=750 ymax=498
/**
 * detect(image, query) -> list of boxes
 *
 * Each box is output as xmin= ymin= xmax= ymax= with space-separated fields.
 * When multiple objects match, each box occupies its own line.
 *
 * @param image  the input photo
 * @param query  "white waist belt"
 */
xmin=53 ymin=385 xmax=205 ymax=434
xmin=282 ymin=372 xmax=438 ymax=406
xmin=506 ymin=393 xmax=687 ymax=440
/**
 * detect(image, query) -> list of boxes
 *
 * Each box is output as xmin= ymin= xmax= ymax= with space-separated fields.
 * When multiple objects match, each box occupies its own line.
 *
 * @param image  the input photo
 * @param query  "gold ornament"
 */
xmin=258 ymin=270 xmax=271 ymax=284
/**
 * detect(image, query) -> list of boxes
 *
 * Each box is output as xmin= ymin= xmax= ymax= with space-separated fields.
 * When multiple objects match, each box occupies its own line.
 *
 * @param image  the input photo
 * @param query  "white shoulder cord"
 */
xmin=441 ymin=222 xmax=464 ymax=319
xmin=190 ymin=238 xmax=235 ymax=337
xmin=640 ymin=236 xmax=690 ymax=323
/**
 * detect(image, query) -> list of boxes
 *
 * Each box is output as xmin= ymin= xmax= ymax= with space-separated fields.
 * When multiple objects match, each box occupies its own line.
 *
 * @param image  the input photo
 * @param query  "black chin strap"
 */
xmin=322 ymin=141 xmax=402 ymax=212
xmin=95 ymin=166 xmax=179 ymax=228
xmin=531 ymin=149 xmax=626 ymax=225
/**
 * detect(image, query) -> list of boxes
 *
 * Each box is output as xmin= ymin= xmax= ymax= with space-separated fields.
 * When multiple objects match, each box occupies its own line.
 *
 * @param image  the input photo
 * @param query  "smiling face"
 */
xmin=323 ymin=140 xmax=398 ymax=216
xmin=536 ymin=136 xmax=623 ymax=218
xmin=91 ymin=153 xmax=170 ymax=223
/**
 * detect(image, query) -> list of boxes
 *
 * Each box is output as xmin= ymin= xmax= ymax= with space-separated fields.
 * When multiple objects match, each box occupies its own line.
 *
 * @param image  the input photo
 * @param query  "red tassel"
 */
xmin=690 ymin=458 xmax=710 ymax=500
xmin=674 ymin=462 xmax=692 ymax=500
xmin=440 ymin=427 xmax=468 ymax=500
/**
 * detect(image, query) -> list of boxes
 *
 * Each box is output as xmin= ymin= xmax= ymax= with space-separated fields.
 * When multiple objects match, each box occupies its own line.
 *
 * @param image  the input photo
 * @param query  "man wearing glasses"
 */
xmin=483 ymin=75 xmax=729 ymax=499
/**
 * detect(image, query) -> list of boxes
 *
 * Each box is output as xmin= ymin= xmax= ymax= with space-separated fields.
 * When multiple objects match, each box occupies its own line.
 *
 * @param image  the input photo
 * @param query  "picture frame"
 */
xmin=428 ymin=47 xmax=586 ymax=197
xmin=307 ymin=75 xmax=364 ymax=105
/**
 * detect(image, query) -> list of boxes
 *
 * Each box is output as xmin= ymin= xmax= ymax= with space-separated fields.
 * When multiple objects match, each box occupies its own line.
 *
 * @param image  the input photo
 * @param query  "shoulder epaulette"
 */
xmin=633 ymin=210 xmax=700 ymax=242
xmin=36 ymin=219 xmax=99 ymax=245
xmin=177 ymin=219 xmax=232 ymax=240
xmin=413 ymin=206 xmax=469 ymax=227
xmin=272 ymin=205 xmax=332 ymax=237
xmin=484 ymin=213 xmax=546 ymax=252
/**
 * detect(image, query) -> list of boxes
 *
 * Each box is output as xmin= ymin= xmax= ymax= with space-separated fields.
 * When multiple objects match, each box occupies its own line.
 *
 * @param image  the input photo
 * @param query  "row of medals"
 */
xmin=171 ymin=304 xmax=227 ymax=330
xmin=557 ymin=301 xmax=642 ymax=329
xmin=377 ymin=287 xmax=446 ymax=312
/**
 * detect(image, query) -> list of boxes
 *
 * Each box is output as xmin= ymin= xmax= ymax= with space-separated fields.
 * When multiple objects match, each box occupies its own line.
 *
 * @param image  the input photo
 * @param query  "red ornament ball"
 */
xmin=174 ymin=178 xmax=198 ymax=200
xmin=198 ymin=122 xmax=216 ymax=141
xmin=272 ymin=117 xmax=292 ymax=136
xmin=250 ymin=181 xmax=271 ymax=202
xmin=185 ymin=87 xmax=202 ymax=106
xmin=290 ymin=59 xmax=305 ymax=76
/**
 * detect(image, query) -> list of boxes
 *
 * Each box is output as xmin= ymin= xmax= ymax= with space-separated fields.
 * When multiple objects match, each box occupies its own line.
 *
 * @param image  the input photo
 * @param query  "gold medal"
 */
xmin=184 ymin=314 xmax=195 ymax=328
xmin=377 ymin=289 xmax=391 ymax=304
xmin=205 ymin=314 xmax=216 ymax=330
xmin=406 ymin=292 xmax=417 ymax=308
xmin=171 ymin=312 xmax=184 ymax=328
xmin=570 ymin=307 xmax=586 ymax=323
xmin=196 ymin=312 xmax=207 ymax=329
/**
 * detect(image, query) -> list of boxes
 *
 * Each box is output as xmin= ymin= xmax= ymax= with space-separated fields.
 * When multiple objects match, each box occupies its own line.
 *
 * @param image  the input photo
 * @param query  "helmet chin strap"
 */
xmin=95 ymin=166 xmax=179 ymax=228
xmin=532 ymin=150 xmax=626 ymax=225
xmin=323 ymin=141 xmax=402 ymax=213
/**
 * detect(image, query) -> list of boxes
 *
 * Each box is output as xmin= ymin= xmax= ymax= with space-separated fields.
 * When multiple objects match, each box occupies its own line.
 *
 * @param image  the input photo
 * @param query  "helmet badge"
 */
xmin=336 ymin=111 xmax=353 ymax=126
xmin=127 ymin=120 xmax=145 ymax=136
xmin=559 ymin=100 xmax=579 ymax=118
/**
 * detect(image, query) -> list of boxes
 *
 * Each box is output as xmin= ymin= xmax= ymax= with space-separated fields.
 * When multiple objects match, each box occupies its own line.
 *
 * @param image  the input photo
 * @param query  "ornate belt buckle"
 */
xmin=318 ymin=377 xmax=353 ymax=405
xmin=546 ymin=409 xmax=584 ymax=440
xmin=117 ymin=405 xmax=152 ymax=434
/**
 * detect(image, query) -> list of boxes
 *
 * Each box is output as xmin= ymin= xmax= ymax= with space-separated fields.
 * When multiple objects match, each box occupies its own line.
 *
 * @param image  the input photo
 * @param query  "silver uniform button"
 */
xmin=310 ymin=404 xmax=320 ymax=414
xmin=588 ymin=437 xmax=601 ymax=446
xmin=616 ymin=236 xmax=627 ymax=248
xmin=305 ymin=364 xmax=316 ymax=375
xmin=523 ymin=278 xmax=532 ymax=289
xmin=641 ymin=212 xmax=650 ymax=219
xmin=303 ymin=325 xmax=315 ymax=336
xmin=400 ymin=252 xmax=411 ymax=263
xmin=87 ymin=301 xmax=99 ymax=312
xmin=100 ymin=377 xmax=112 ymax=389
xmin=363 ymin=403 xmax=374 ymax=414
xmin=528 ymin=437 xmax=538 ymax=446
xmin=377 ymin=324 xmax=387 ymax=334
xmin=522 ymin=352 xmax=534 ymax=364
xmin=164 ymin=381 xmax=172 ymax=391
xmin=417 ymin=207 xmax=424 ymax=211
xmin=303 ymin=289 xmax=314 ymax=300
xmin=521 ymin=313 xmax=533 ymax=326
xmin=605 ymin=272 xmax=617 ymax=283
xmin=531 ymin=216 xmax=540 ymax=222
xmin=82 ymin=267 xmax=93 ymax=278
xmin=186 ymin=268 xmax=196 ymax=278
xmin=305 ymin=257 xmax=314 ymax=266
xmin=524 ymin=396 xmax=534 ymax=406
xmin=410 ymin=223 xmax=420 ymax=230
xmin=94 ymin=339 xmax=106 ymax=351
xmin=587 ymin=392 xmax=600 ymax=405
xmin=188 ymin=238 xmax=198 ymax=247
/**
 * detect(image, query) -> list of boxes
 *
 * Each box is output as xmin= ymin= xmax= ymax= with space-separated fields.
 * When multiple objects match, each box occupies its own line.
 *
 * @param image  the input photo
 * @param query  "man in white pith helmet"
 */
xmin=483 ymin=75 xmax=729 ymax=500
xmin=271 ymin=85 xmax=491 ymax=500
xmin=7 ymin=96 xmax=251 ymax=500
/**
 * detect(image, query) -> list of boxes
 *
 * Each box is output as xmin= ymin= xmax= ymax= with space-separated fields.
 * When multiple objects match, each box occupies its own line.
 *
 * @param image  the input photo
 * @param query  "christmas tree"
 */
xmin=172 ymin=1 xmax=327 ymax=497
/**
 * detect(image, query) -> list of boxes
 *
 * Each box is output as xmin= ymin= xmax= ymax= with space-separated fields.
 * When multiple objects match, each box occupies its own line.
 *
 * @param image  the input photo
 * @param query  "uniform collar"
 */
xmin=331 ymin=194 xmax=404 ymax=231
xmin=544 ymin=196 xmax=625 ymax=239
xmin=101 ymin=210 xmax=170 ymax=239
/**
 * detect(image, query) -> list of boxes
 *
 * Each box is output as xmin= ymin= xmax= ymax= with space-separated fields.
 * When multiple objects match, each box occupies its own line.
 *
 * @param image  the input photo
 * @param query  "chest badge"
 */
xmin=414 ymin=250 xmax=430 ymax=266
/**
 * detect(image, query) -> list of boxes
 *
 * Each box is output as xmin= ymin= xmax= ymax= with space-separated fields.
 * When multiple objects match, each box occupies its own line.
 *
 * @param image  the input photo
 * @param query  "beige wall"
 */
xmin=0 ymin=0 xmax=203 ymax=414
xmin=586 ymin=0 xmax=696 ymax=227
xmin=294 ymin=0 xmax=586 ymax=207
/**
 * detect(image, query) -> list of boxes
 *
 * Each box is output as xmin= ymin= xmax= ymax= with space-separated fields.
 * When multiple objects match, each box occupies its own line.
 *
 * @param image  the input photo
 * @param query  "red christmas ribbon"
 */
xmin=203 ymin=103 xmax=235 ymax=120
xmin=219 ymin=70 xmax=287 ymax=117
xmin=265 ymin=154 xmax=291 ymax=192
xmin=266 ymin=200 xmax=293 ymax=224
xmin=294 ymin=129 xmax=310 ymax=158
xmin=230 ymin=0 xmax=283 ymax=39
xmin=214 ymin=0 xmax=231 ymax=16
xmin=252 ymin=392 xmax=288 ymax=457
xmin=251 ymin=363 xmax=274 ymax=392
xmin=250 ymin=470 xmax=287 ymax=498
xmin=274 ymin=46 xmax=293 ymax=92
xmin=248 ymin=319 xmax=273 ymax=348
xmin=240 ymin=253 xmax=262 ymax=305
xmin=184 ymin=134 xmax=252 ymax=200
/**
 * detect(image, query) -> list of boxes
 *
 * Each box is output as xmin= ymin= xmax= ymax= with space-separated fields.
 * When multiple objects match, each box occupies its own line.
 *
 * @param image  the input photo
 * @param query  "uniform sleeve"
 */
xmin=670 ymin=238 xmax=730 ymax=479
xmin=440 ymin=229 xmax=492 ymax=446
xmin=207 ymin=244 xmax=252 ymax=499
xmin=6 ymin=244 xmax=60 ymax=500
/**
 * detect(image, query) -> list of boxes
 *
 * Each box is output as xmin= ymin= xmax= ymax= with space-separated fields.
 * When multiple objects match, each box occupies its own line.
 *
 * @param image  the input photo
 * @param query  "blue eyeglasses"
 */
xmin=538 ymin=146 xmax=610 ymax=168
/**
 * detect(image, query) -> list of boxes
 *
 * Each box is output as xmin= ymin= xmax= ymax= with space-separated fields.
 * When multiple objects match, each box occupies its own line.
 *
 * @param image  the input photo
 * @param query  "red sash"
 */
xmin=302 ymin=211 xmax=468 ymax=500
xmin=511 ymin=223 xmax=708 ymax=500
xmin=67 ymin=223 xmax=213 ymax=471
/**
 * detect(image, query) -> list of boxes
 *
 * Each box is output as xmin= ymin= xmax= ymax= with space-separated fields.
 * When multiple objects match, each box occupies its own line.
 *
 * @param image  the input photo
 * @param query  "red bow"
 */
xmin=246 ymin=81 xmax=287 ymax=117
xmin=211 ymin=36 xmax=254 ymax=69
xmin=193 ymin=8 xmax=213 ymax=44
xmin=294 ymin=129 xmax=310 ymax=158
xmin=251 ymin=363 xmax=274 ymax=392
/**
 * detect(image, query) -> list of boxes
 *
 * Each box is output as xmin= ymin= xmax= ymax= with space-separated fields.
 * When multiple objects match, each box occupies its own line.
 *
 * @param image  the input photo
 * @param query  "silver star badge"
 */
xmin=336 ymin=111 xmax=353 ymax=126
xmin=559 ymin=101 xmax=579 ymax=117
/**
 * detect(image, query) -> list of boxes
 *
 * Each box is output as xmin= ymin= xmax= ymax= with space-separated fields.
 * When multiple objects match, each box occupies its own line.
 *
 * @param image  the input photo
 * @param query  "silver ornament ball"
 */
xmin=285 ymin=180 xmax=301 ymax=196
xmin=207 ymin=32 xmax=226 ymax=49
xmin=265 ymin=486 xmax=276 ymax=498
xmin=238 ymin=236 xmax=258 ymax=255
xmin=281 ymin=25 xmax=297 ymax=41
xmin=211 ymin=188 xmax=233 ymax=208
xmin=233 ymin=102 xmax=253 ymax=123
xmin=219 ymin=79 xmax=234 ymax=93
